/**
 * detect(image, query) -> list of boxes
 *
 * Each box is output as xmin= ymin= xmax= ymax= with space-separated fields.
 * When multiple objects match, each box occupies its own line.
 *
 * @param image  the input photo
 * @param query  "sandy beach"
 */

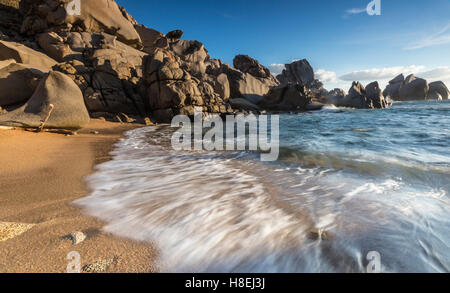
xmin=0 ymin=120 xmax=158 ymax=273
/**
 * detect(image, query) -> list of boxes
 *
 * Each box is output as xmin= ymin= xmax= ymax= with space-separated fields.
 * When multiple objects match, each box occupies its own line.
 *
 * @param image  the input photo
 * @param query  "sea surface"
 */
xmin=75 ymin=100 xmax=450 ymax=273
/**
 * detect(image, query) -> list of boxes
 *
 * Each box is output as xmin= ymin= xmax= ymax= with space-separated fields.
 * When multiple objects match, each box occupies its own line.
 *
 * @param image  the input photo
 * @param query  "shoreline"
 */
xmin=0 ymin=119 xmax=158 ymax=273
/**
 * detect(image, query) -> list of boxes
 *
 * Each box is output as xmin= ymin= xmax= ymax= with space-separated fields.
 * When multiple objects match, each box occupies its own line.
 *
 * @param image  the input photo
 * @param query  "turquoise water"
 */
xmin=76 ymin=100 xmax=450 ymax=272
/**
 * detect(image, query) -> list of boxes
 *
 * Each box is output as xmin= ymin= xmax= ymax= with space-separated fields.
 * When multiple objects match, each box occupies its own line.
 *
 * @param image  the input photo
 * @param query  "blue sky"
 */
xmin=117 ymin=0 xmax=450 ymax=90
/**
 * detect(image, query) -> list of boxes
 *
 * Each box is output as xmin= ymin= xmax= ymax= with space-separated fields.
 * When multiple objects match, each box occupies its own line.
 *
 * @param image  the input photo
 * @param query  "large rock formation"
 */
xmin=0 ymin=62 xmax=45 ymax=107
xmin=143 ymin=47 xmax=233 ymax=122
xmin=0 ymin=71 xmax=90 ymax=129
xmin=329 ymin=81 xmax=391 ymax=109
xmin=134 ymin=25 xmax=168 ymax=54
xmin=0 ymin=40 xmax=57 ymax=69
xmin=259 ymin=84 xmax=310 ymax=111
xmin=276 ymin=59 xmax=328 ymax=103
xmin=20 ymin=0 xmax=142 ymax=48
xmin=277 ymin=59 xmax=314 ymax=86
xmin=427 ymin=81 xmax=449 ymax=100
xmin=383 ymin=73 xmax=448 ymax=101
xmin=398 ymin=75 xmax=429 ymax=101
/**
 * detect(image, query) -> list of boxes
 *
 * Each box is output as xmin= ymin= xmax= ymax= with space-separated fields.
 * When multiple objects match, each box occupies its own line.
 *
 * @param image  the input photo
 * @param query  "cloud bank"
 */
xmin=339 ymin=65 xmax=425 ymax=81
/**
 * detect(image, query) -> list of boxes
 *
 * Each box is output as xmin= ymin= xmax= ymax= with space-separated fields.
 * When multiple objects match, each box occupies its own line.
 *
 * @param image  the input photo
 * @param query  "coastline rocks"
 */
xmin=166 ymin=30 xmax=184 ymax=42
xmin=326 ymin=88 xmax=346 ymax=104
xmin=37 ymin=32 xmax=72 ymax=62
xmin=170 ymin=40 xmax=209 ymax=76
xmin=427 ymin=81 xmax=449 ymax=100
xmin=233 ymin=55 xmax=278 ymax=83
xmin=330 ymin=81 xmax=390 ymax=109
xmin=229 ymin=98 xmax=261 ymax=112
xmin=366 ymin=81 xmax=390 ymax=108
xmin=223 ymin=64 xmax=278 ymax=104
xmin=0 ymin=62 xmax=45 ymax=107
xmin=383 ymin=73 xmax=439 ymax=101
xmin=143 ymin=48 xmax=231 ymax=122
xmin=52 ymin=33 xmax=148 ymax=116
xmin=398 ymin=75 xmax=429 ymax=101
xmin=259 ymin=84 xmax=310 ymax=111
xmin=0 ymin=71 xmax=90 ymax=130
xmin=276 ymin=59 xmax=315 ymax=87
xmin=0 ymin=40 xmax=57 ymax=70
xmin=20 ymin=0 xmax=142 ymax=48
xmin=383 ymin=74 xmax=404 ymax=100
xmin=134 ymin=25 xmax=168 ymax=53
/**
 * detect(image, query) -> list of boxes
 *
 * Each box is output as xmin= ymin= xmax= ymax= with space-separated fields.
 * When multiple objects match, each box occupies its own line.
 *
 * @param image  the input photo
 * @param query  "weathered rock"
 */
xmin=333 ymin=81 xmax=390 ymax=109
xmin=213 ymin=73 xmax=230 ymax=100
xmin=366 ymin=81 xmax=390 ymax=108
xmin=427 ymin=81 xmax=449 ymax=100
xmin=151 ymin=108 xmax=174 ymax=123
xmin=134 ymin=25 xmax=167 ymax=53
xmin=37 ymin=32 xmax=72 ymax=62
xmin=166 ymin=30 xmax=184 ymax=41
xmin=0 ymin=58 xmax=16 ymax=70
xmin=170 ymin=40 xmax=209 ymax=76
xmin=20 ymin=0 xmax=142 ymax=48
xmin=389 ymin=73 xmax=404 ymax=85
xmin=326 ymin=88 xmax=346 ymax=105
xmin=344 ymin=81 xmax=372 ymax=108
xmin=233 ymin=54 xmax=274 ymax=80
xmin=398 ymin=75 xmax=429 ymax=101
xmin=259 ymin=84 xmax=310 ymax=111
xmin=0 ymin=40 xmax=57 ymax=70
xmin=223 ymin=65 xmax=276 ymax=104
xmin=383 ymin=82 xmax=402 ymax=100
xmin=229 ymin=98 xmax=261 ymax=111
xmin=0 ymin=62 xmax=45 ymax=107
xmin=276 ymin=59 xmax=315 ymax=87
xmin=0 ymin=71 xmax=90 ymax=130
xmin=62 ymin=231 xmax=87 ymax=245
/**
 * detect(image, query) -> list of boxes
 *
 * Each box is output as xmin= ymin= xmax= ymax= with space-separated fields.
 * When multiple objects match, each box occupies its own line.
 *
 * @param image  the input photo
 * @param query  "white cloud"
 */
xmin=339 ymin=65 xmax=425 ymax=81
xmin=419 ymin=67 xmax=450 ymax=81
xmin=345 ymin=7 xmax=366 ymax=15
xmin=404 ymin=24 xmax=450 ymax=50
xmin=316 ymin=69 xmax=337 ymax=83
xmin=269 ymin=64 xmax=285 ymax=76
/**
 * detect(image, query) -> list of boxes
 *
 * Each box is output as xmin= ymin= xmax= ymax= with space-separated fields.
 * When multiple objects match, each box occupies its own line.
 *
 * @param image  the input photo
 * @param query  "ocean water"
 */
xmin=75 ymin=100 xmax=450 ymax=273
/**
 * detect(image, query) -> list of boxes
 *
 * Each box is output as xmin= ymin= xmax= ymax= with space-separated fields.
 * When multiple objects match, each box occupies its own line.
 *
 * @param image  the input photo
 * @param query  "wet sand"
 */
xmin=0 ymin=120 xmax=158 ymax=273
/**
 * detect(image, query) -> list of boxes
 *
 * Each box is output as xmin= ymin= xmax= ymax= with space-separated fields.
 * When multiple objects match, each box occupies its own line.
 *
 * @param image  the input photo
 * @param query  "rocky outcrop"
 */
xmin=134 ymin=25 xmax=168 ymax=54
xmin=427 ymin=81 xmax=449 ymax=100
xmin=330 ymin=81 xmax=390 ymax=109
xmin=166 ymin=30 xmax=184 ymax=41
xmin=398 ymin=75 xmax=429 ymax=101
xmin=383 ymin=73 xmax=448 ymax=101
xmin=0 ymin=62 xmax=45 ymax=107
xmin=143 ymin=48 xmax=233 ymax=122
xmin=259 ymin=83 xmax=310 ymax=111
xmin=0 ymin=71 xmax=90 ymax=130
xmin=20 ymin=0 xmax=142 ymax=48
xmin=366 ymin=81 xmax=390 ymax=108
xmin=383 ymin=74 xmax=404 ymax=100
xmin=326 ymin=88 xmax=346 ymax=104
xmin=233 ymin=55 xmax=277 ymax=82
xmin=0 ymin=40 xmax=57 ymax=70
xmin=276 ymin=59 xmax=323 ymax=88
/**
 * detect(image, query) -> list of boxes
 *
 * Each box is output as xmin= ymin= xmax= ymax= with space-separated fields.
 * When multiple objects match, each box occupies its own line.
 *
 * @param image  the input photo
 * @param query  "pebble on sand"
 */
xmin=61 ymin=231 xmax=87 ymax=245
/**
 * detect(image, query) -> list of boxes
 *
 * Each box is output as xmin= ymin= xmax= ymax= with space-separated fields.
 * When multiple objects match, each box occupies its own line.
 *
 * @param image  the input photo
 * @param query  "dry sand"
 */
xmin=0 ymin=120 xmax=158 ymax=273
